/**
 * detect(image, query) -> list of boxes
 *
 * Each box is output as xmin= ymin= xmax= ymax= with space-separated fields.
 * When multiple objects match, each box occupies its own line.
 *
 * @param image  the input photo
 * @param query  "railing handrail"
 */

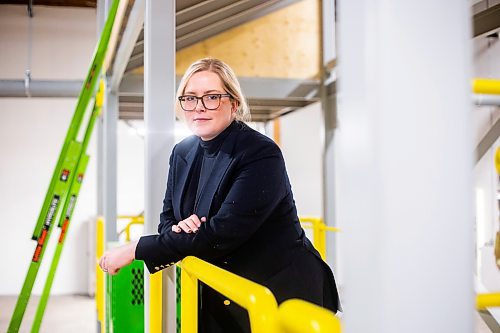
xmin=278 ymin=299 xmax=341 ymax=333
xmin=477 ymin=292 xmax=500 ymax=310
xmin=473 ymin=78 xmax=500 ymax=95
xmin=299 ymin=216 xmax=340 ymax=260
xmin=117 ymin=215 xmax=144 ymax=242
xmin=181 ymin=256 xmax=279 ymax=332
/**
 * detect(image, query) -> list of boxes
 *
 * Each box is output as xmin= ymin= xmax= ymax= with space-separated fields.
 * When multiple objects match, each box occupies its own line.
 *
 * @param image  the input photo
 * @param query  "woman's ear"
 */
xmin=232 ymin=100 xmax=238 ymax=113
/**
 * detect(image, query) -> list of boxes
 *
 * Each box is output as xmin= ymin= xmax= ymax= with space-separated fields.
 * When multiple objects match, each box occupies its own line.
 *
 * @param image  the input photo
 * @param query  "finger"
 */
xmin=189 ymin=214 xmax=202 ymax=227
xmin=184 ymin=218 xmax=199 ymax=231
xmin=200 ymin=217 xmax=207 ymax=223
xmin=178 ymin=221 xmax=193 ymax=233
xmin=172 ymin=225 xmax=181 ymax=233
xmin=99 ymin=256 xmax=105 ymax=270
xmin=109 ymin=267 xmax=119 ymax=275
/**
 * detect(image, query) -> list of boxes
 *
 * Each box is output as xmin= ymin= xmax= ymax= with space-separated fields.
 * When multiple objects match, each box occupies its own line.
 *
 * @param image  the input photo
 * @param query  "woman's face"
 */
xmin=181 ymin=71 xmax=237 ymax=141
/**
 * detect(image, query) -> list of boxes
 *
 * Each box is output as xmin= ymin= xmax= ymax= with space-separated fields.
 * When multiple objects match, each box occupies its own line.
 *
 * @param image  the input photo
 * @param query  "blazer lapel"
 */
xmin=195 ymin=129 xmax=238 ymax=219
xmin=173 ymin=140 xmax=200 ymax=220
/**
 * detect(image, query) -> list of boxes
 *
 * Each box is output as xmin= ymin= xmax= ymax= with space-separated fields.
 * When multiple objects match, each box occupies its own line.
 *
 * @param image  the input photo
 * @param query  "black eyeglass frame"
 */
xmin=178 ymin=93 xmax=232 ymax=111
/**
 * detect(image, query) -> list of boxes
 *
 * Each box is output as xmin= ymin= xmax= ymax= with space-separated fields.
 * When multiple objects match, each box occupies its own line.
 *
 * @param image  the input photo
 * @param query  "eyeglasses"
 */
xmin=178 ymin=94 xmax=232 ymax=111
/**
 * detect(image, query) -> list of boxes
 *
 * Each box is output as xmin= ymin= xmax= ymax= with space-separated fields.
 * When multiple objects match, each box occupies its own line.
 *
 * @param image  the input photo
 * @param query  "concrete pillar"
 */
xmin=144 ymin=0 xmax=176 ymax=332
xmin=336 ymin=1 xmax=474 ymax=332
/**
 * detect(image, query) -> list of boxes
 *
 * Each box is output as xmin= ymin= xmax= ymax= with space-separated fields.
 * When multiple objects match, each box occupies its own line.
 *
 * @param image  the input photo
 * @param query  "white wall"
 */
xmin=0 ymin=5 xmax=98 ymax=295
xmin=279 ymin=102 xmax=324 ymax=217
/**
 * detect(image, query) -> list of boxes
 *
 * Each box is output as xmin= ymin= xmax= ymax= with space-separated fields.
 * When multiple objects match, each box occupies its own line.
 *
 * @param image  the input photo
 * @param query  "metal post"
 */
xmin=336 ymin=1 xmax=473 ymax=332
xmin=103 ymin=90 xmax=118 ymax=243
xmin=144 ymin=1 xmax=176 ymax=332
xmin=96 ymin=0 xmax=105 ymax=217
xmin=318 ymin=0 xmax=340 ymax=283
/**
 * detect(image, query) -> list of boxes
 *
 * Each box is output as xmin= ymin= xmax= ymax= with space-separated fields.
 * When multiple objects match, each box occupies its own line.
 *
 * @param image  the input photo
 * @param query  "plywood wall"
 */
xmin=175 ymin=0 xmax=319 ymax=79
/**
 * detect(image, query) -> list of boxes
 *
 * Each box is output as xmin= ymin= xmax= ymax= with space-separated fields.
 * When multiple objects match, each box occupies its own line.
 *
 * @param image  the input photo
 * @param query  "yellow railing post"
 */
xmin=299 ymin=217 xmax=340 ymax=260
xmin=117 ymin=216 xmax=144 ymax=242
xmin=181 ymin=265 xmax=198 ymax=333
xmin=180 ymin=256 xmax=279 ymax=333
xmin=149 ymin=271 xmax=163 ymax=333
xmin=95 ymin=217 xmax=105 ymax=333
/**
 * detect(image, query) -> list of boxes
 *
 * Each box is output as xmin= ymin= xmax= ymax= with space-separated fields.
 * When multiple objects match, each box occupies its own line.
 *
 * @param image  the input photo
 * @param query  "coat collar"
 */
xmin=173 ymin=123 xmax=240 ymax=220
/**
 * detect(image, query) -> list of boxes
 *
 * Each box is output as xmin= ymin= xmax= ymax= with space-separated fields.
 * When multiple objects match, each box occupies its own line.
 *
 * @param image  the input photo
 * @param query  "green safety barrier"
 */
xmin=106 ymin=260 xmax=145 ymax=333
xmin=7 ymin=0 xmax=121 ymax=331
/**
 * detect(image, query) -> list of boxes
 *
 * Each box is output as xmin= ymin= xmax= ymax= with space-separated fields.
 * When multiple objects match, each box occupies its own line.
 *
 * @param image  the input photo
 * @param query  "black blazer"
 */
xmin=136 ymin=121 xmax=339 ymax=312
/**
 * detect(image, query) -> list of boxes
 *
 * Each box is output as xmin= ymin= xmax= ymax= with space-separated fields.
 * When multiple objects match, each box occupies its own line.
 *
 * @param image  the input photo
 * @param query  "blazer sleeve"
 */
xmin=135 ymin=143 xmax=288 ymax=274
xmin=156 ymin=148 xmax=177 ymax=235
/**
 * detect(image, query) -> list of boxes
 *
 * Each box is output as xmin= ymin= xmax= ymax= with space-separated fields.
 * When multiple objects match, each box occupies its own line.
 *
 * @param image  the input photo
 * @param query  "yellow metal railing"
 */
xmin=278 ymin=299 xmax=341 ymax=333
xmin=150 ymin=270 xmax=163 ymax=333
xmin=117 ymin=215 xmax=144 ymax=242
xmin=180 ymin=256 xmax=341 ymax=333
xmin=181 ymin=256 xmax=279 ymax=332
xmin=300 ymin=217 xmax=340 ymax=260
xmin=473 ymin=78 xmax=500 ymax=95
xmin=477 ymin=293 xmax=500 ymax=310
xmin=95 ymin=217 xmax=105 ymax=333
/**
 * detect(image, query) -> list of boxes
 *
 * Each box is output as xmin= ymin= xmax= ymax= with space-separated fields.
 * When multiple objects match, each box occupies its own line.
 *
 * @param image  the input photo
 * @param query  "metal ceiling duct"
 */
xmin=0 ymin=80 xmax=82 ymax=98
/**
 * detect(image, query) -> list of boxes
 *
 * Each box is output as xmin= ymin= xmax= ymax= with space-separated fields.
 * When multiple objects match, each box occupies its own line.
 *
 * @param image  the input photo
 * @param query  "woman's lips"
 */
xmin=194 ymin=118 xmax=210 ymax=122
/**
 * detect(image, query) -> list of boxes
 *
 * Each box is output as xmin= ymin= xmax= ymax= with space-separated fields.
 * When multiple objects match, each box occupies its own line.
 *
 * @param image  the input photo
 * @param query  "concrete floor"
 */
xmin=0 ymin=295 xmax=95 ymax=333
xmin=0 ymin=295 xmax=496 ymax=332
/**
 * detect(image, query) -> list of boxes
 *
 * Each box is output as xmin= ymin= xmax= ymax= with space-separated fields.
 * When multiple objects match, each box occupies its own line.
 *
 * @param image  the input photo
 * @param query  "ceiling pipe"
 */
xmin=2 ymin=80 xmax=500 ymax=107
xmin=0 ymin=80 xmax=82 ymax=98
xmin=474 ymin=94 xmax=500 ymax=106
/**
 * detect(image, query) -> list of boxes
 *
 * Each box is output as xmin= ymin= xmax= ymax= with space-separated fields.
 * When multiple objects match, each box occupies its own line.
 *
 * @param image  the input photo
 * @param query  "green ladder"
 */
xmin=7 ymin=1 xmax=120 ymax=332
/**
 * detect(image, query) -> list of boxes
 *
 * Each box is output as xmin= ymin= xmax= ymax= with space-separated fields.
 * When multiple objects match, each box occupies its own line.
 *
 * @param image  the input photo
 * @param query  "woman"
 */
xmin=99 ymin=58 xmax=339 ymax=331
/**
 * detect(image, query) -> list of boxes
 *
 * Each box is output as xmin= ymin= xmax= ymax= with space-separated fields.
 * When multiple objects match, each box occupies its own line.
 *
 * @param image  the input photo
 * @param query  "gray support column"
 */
xmin=144 ymin=1 xmax=176 ymax=332
xmin=319 ymin=0 xmax=340 ymax=282
xmin=103 ymin=90 xmax=119 ymax=243
xmin=336 ymin=1 xmax=473 ymax=332
xmin=96 ymin=0 xmax=105 ymax=217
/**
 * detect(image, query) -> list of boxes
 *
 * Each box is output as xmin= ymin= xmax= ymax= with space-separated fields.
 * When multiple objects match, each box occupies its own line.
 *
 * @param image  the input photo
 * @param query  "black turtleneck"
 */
xmin=195 ymin=121 xmax=236 ymax=204
xmin=181 ymin=121 xmax=237 ymax=217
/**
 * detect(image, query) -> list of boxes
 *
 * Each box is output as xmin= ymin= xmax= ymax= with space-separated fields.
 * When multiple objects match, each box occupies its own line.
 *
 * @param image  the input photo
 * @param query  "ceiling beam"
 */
xmin=124 ymin=0 xmax=301 ymax=73
xmin=108 ymin=0 xmax=144 ymax=92
xmin=473 ymin=2 xmax=500 ymax=37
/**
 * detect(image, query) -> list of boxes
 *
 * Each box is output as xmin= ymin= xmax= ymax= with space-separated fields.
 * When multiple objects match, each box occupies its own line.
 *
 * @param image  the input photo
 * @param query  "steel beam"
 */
xmin=109 ymin=0 xmax=144 ymax=92
xmin=144 ymin=1 xmax=176 ymax=332
xmin=474 ymin=3 xmax=500 ymax=37
xmin=125 ymin=0 xmax=301 ymax=72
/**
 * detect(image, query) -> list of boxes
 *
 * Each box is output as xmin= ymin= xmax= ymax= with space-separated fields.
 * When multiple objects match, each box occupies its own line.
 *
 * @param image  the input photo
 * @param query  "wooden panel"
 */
xmin=175 ymin=0 xmax=319 ymax=79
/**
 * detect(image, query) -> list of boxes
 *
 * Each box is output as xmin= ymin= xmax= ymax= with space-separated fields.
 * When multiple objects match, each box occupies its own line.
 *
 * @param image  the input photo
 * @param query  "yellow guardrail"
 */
xmin=278 ymin=299 xmax=341 ymax=333
xmin=473 ymin=78 xmax=500 ymax=95
xmin=95 ymin=217 xmax=105 ymax=333
xmin=117 ymin=215 xmax=144 ymax=242
xmin=150 ymin=270 xmax=163 ymax=333
xmin=181 ymin=256 xmax=279 ymax=332
xmin=300 ymin=217 xmax=340 ymax=260
xmin=180 ymin=256 xmax=341 ymax=332
xmin=477 ymin=293 xmax=500 ymax=310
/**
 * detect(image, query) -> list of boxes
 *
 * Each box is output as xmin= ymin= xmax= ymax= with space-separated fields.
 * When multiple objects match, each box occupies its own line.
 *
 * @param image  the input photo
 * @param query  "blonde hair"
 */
xmin=175 ymin=58 xmax=251 ymax=122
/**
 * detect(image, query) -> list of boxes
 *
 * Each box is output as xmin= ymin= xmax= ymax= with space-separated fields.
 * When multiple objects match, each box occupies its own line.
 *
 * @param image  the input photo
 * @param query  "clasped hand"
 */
xmin=172 ymin=214 xmax=206 ymax=233
xmin=98 ymin=214 xmax=206 ymax=275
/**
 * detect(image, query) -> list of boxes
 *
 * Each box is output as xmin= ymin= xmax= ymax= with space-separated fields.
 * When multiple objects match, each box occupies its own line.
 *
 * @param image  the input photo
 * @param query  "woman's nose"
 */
xmin=194 ymin=99 xmax=205 ymax=112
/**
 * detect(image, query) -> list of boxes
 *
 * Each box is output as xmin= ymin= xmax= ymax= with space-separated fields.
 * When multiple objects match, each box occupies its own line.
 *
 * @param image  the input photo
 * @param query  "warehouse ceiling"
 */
xmin=1 ymin=0 xmax=499 ymax=121
xmin=109 ymin=0 xmax=312 ymax=122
